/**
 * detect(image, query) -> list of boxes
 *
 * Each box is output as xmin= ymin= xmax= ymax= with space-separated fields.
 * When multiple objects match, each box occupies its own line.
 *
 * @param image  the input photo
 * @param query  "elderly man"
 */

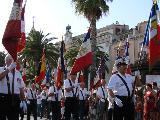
xmin=79 ymin=82 xmax=88 ymax=120
xmin=48 ymin=81 xmax=62 ymax=120
xmin=107 ymin=58 xmax=135 ymax=120
xmin=64 ymin=73 xmax=80 ymax=120
xmin=97 ymin=79 xmax=107 ymax=120
xmin=0 ymin=54 xmax=25 ymax=120
xmin=26 ymin=83 xmax=37 ymax=120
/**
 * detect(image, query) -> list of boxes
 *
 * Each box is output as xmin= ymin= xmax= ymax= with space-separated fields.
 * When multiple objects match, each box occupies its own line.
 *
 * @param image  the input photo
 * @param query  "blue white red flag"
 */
xmin=142 ymin=2 xmax=160 ymax=70
xmin=70 ymin=29 xmax=93 ymax=75
xmin=148 ymin=2 xmax=160 ymax=70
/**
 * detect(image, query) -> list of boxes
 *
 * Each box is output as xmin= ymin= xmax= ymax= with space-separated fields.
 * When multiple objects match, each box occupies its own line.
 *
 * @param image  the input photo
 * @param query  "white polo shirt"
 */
xmin=48 ymin=85 xmax=62 ymax=101
xmin=107 ymin=72 xmax=134 ymax=96
xmin=0 ymin=67 xmax=25 ymax=94
xmin=97 ymin=86 xmax=107 ymax=102
xmin=26 ymin=88 xmax=37 ymax=100
xmin=64 ymin=79 xmax=79 ymax=97
xmin=79 ymin=88 xmax=87 ymax=100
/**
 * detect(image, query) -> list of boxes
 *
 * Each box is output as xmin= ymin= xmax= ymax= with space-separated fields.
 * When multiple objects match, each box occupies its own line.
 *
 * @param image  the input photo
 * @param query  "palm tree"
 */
xmin=72 ymin=0 xmax=113 ymax=80
xmin=19 ymin=29 xmax=59 ymax=82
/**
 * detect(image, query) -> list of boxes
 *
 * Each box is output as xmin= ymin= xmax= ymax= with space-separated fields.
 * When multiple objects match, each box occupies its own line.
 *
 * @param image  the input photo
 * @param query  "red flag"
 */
xmin=70 ymin=29 xmax=93 ymax=74
xmin=56 ymin=40 xmax=66 ymax=88
xmin=56 ymin=58 xmax=63 ymax=88
xmin=2 ymin=0 xmax=23 ymax=61
xmin=35 ymin=49 xmax=46 ymax=83
xmin=17 ymin=3 xmax=26 ymax=53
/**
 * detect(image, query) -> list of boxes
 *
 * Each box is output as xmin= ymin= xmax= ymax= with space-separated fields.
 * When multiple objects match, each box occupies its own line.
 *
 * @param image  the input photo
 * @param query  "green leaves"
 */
xmin=72 ymin=0 xmax=112 ymax=20
xmin=19 ymin=29 xmax=59 ymax=83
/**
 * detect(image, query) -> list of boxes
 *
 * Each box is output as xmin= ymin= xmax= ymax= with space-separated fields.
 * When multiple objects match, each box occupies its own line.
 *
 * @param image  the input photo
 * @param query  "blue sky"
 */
xmin=0 ymin=0 xmax=155 ymax=52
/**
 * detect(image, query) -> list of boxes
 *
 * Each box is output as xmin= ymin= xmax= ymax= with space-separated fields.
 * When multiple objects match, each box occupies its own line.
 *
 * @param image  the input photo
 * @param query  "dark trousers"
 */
xmin=108 ymin=108 xmax=113 ymax=120
xmin=27 ymin=99 xmax=37 ymax=120
xmin=46 ymin=101 xmax=51 ymax=119
xmin=98 ymin=100 xmax=106 ymax=120
xmin=79 ymin=100 xmax=86 ymax=120
xmin=41 ymin=99 xmax=47 ymax=118
xmin=64 ymin=97 xmax=79 ymax=120
xmin=37 ymin=104 xmax=41 ymax=117
xmin=19 ymin=107 xmax=25 ymax=120
xmin=0 ymin=93 xmax=20 ymax=120
xmin=113 ymin=96 xmax=135 ymax=120
xmin=51 ymin=101 xmax=61 ymax=120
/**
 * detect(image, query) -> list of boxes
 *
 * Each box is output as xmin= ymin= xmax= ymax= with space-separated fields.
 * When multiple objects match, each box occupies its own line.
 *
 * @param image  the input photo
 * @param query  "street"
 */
xmin=21 ymin=115 xmax=49 ymax=120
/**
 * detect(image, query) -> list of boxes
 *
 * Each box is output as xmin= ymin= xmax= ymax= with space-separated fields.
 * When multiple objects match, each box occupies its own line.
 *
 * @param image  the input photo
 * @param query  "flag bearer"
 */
xmin=64 ymin=73 xmax=80 ymax=120
xmin=48 ymin=81 xmax=62 ymax=120
xmin=26 ymin=83 xmax=37 ymax=120
xmin=79 ymin=82 xmax=88 ymax=120
xmin=0 ymin=54 xmax=25 ymax=120
xmin=107 ymin=58 xmax=135 ymax=120
xmin=97 ymin=79 xmax=107 ymax=120
xmin=40 ymin=87 xmax=47 ymax=119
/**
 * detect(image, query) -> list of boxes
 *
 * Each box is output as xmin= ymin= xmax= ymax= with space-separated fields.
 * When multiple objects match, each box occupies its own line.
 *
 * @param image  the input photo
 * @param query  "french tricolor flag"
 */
xmin=70 ymin=29 xmax=93 ymax=75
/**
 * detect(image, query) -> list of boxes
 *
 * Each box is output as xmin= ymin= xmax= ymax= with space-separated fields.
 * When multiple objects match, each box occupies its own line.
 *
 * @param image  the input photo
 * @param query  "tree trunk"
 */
xmin=90 ymin=18 xmax=97 ymax=89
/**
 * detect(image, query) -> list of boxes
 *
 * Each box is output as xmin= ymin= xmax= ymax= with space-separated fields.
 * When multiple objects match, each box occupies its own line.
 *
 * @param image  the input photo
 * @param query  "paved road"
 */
xmin=21 ymin=115 xmax=49 ymax=120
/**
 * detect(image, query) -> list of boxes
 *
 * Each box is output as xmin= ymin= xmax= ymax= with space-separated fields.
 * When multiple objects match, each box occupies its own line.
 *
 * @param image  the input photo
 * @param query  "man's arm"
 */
xmin=0 ymin=69 xmax=9 ymax=81
xmin=65 ymin=86 xmax=74 ymax=92
xmin=108 ymin=89 xmax=115 ymax=99
xmin=64 ymin=80 xmax=75 ymax=92
xmin=0 ymin=62 xmax=17 ymax=81
xmin=48 ymin=93 xmax=55 ymax=97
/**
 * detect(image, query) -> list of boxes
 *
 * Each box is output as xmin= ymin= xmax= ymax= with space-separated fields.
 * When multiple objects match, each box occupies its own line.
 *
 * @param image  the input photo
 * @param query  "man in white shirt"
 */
xmin=79 ymin=82 xmax=87 ymax=120
xmin=40 ymin=87 xmax=47 ymax=119
xmin=36 ymin=89 xmax=42 ymax=117
xmin=48 ymin=81 xmax=62 ymax=120
xmin=97 ymin=79 xmax=107 ymax=120
xmin=26 ymin=83 xmax=37 ymax=120
xmin=64 ymin=73 xmax=80 ymax=120
xmin=107 ymin=58 xmax=135 ymax=120
xmin=0 ymin=54 xmax=25 ymax=120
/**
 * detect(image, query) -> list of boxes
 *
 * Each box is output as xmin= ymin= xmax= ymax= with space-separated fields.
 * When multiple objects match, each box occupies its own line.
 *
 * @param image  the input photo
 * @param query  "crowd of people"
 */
xmin=1 ymin=54 xmax=160 ymax=120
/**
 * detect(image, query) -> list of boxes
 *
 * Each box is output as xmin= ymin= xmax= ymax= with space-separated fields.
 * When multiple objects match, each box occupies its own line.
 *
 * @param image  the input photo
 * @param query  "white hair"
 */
xmin=5 ymin=54 xmax=13 ymax=62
